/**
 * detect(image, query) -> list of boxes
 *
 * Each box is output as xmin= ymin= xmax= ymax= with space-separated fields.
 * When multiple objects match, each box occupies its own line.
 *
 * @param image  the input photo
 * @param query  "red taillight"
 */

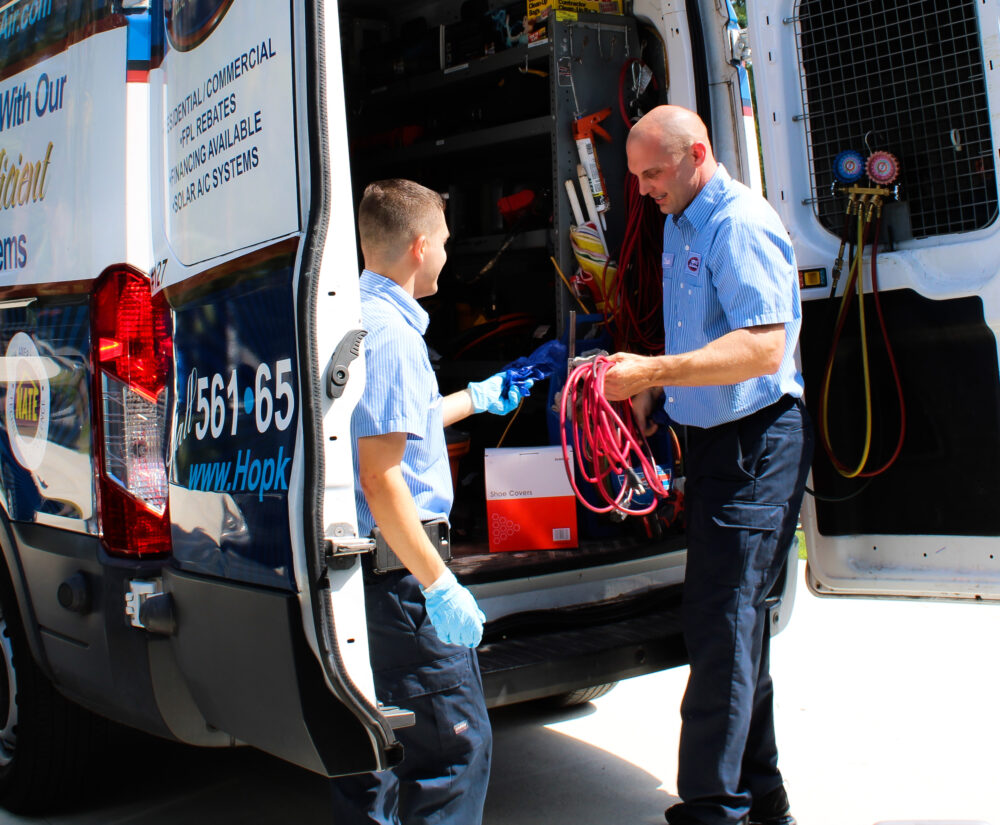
xmin=91 ymin=269 xmax=172 ymax=557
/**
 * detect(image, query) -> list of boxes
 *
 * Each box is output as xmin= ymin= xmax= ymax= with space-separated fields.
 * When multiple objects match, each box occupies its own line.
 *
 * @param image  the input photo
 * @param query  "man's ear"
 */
xmin=691 ymin=141 xmax=708 ymax=166
xmin=410 ymin=234 xmax=428 ymax=264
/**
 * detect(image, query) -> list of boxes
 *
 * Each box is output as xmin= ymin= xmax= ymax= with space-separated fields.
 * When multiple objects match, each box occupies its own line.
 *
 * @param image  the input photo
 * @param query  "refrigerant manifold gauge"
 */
xmin=833 ymin=150 xmax=865 ymax=183
xmin=866 ymin=151 xmax=900 ymax=185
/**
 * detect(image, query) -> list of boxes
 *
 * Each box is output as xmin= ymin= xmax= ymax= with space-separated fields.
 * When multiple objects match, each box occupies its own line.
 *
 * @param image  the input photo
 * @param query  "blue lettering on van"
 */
xmin=33 ymin=72 xmax=66 ymax=118
xmin=0 ymin=82 xmax=30 ymax=131
xmin=0 ymin=72 xmax=66 ymax=133
xmin=0 ymin=0 xmax=54 ymax=43
xmin=0 ymin=234 xmax=28 ymax=270
xmin=186 ymin=446 xmax=290 ymax=502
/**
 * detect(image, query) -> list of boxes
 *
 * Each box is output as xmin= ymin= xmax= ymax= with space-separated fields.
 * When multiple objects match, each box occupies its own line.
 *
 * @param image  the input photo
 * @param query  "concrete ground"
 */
xmin=2 ymin=585 xmax=998 ymax=825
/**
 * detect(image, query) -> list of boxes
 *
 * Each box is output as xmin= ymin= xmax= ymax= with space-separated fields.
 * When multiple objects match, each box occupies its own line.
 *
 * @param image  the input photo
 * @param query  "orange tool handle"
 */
xmin=572 ymin=108 xmax=612 ymax=143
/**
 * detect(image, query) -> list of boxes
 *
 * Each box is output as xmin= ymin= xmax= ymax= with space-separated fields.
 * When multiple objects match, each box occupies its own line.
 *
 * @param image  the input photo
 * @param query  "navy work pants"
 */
xmin=668 ymin=397 xmax=813 ymax=825
xmin=329 ymin=571 xmax=492 ymax=825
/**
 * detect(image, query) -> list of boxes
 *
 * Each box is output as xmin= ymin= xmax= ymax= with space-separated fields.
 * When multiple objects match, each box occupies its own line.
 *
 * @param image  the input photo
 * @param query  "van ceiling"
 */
xmin=338 ymin=0 xmax=465 ymax=23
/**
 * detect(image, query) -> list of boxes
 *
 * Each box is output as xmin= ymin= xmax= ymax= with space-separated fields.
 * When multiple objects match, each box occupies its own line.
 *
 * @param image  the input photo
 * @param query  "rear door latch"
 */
xmin=325 ymin=329 xmax=367 ymax=399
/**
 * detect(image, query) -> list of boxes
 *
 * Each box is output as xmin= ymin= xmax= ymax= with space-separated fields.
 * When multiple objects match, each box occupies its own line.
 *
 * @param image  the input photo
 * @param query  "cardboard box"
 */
xmin=485 ymin=446 xmax=578 ymax=552
xmin=527 ymin=0 xmax=624 ymax=20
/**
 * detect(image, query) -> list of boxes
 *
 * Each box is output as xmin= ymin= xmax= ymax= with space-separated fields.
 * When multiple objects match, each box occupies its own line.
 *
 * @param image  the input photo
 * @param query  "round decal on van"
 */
xmin=164 ymin=0 xmax=235 ymax=52
xmin=4 ymin=333 xmax=50 ymax=471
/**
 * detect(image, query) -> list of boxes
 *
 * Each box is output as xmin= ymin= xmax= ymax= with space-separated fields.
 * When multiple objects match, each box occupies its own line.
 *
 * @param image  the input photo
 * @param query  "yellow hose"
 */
xmin=819 ymin=213 xmax=875 ymax=478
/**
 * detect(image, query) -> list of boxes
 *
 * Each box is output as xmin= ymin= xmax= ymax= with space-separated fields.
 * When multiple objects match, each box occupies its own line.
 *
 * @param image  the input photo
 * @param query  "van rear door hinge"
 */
xmin=729 ymin=26 xmax=751 ymax=66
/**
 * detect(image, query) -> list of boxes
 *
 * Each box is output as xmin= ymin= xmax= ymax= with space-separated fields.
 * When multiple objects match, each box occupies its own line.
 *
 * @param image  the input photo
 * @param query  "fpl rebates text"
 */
xmin=165 ymin=39 xmax=273 ymax=214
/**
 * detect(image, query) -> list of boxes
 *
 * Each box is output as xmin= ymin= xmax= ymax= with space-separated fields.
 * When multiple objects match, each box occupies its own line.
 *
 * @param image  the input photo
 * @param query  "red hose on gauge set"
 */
xmin=559 ymin=356 xmax=671 ymax=516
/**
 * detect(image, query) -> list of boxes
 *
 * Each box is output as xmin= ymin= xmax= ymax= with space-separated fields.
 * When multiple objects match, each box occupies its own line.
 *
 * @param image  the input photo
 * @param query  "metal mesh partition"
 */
xmin=794 ymin=0 xmax=998 ymax=239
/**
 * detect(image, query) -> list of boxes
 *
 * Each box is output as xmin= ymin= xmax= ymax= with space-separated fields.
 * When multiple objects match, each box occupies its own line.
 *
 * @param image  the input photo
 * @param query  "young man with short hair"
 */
xmin=329 ymin=179 xmax=524 ymax=824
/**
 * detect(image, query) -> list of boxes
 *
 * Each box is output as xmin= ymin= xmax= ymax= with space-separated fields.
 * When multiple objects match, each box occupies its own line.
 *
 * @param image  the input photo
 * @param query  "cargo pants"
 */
xmin=667 ymin=396 xmax=813 ymax=825
xmin=329 ymin=571 xmax=492 ymax=825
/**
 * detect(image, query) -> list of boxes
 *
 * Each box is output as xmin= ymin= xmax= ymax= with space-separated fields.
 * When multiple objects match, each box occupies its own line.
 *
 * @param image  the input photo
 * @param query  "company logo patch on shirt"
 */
xmin=686 ymin=254 xmax=702 ymax=274
xmin=662 ymin=252 xmax=674 ymax=268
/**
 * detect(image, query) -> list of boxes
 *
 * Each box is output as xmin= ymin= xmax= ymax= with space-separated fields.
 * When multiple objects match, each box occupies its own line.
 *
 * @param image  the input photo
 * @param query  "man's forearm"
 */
xmin=653 ymin=326 xmax=785 ymax=387
xmin=442 ymin=389 xmax=475 ymax=427
xmin=603 ymin=325 xmax=785 ymax=401
xmin=362 ymin=467 xmax=448 ymax=587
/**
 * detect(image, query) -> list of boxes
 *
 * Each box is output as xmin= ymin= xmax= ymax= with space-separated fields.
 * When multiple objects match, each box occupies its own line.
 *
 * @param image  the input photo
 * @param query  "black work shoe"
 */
xmin=665 ymin=803 xmax=752 ymax=825
xmin=748 ymin=785 xmax=796 ymax=825
xmin=664 ymin=803 xmax=709 ymax=825
xmin=748 ymin=815 xmax=794 ymax=825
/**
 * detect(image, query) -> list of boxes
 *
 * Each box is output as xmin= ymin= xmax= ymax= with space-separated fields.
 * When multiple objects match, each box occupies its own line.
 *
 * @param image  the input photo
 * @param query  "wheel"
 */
xmin=0 ymin=571 xmax=108 ymax=814
xmin=542 ymin=682 xmax=618 ymax=708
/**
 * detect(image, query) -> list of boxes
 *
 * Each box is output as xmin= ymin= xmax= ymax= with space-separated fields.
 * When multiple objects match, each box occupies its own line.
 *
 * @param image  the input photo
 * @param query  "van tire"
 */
xmin=543 ymin=682 xmax=618 ymax=707
xmin=0 ymin=573 xmax=107 ymax=814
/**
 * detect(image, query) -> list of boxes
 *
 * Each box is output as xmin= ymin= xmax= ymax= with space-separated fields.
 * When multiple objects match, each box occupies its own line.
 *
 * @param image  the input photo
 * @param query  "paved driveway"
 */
xmin=2 ymin=585 xmax=997 ymax=825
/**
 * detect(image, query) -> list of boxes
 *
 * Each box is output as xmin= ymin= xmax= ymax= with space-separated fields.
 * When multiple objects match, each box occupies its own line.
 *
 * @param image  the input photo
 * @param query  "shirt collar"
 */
xmin=360 ymin=269 xmax=429 ymax=334
xmin=675 ymin=165 xmax=730 ymax=232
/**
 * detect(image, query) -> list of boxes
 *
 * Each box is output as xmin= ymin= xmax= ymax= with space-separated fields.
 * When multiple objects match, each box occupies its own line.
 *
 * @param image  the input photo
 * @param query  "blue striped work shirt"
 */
xmin=660 ymin=165 xmax=804 ymax=428
xmin=351 ymin=269 xmax=452 ymax=537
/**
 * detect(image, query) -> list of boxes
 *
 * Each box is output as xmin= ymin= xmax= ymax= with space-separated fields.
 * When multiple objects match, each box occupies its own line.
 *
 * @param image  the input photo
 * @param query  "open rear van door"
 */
xmin=150 ymin=0 xmax=400 ymax=775
xmin=747 ymin=0 xmax=1000 ymax=602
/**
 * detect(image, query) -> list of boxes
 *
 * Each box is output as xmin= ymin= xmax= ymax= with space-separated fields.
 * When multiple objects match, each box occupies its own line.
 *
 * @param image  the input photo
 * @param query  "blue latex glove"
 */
xmin=420 ymin=569 xmax=486 ymax=647
xmin=467 ymin=373 xmax=532 ymax=415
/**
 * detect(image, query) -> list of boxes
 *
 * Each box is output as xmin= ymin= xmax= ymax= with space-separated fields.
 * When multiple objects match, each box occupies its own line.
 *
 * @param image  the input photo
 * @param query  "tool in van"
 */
xmin=576 ymin=163 xmax=608 ymax=253
xmin=819 ymin=145 xmax=906 ymax=480
xmin=478 ymin=189 xmax=538 ymax=276
xmin=573 ymin=108 xmax=613 ymax=222
xmin=562 ymin=173 xmax=614 ymax=310
xmin=569 ymin=221 xmax=616 ymax=311
xmin=564 ymin=178 xmax=585 ymax=225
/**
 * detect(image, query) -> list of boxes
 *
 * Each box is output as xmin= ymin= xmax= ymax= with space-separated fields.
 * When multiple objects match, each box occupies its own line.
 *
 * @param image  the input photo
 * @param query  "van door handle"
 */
xmin=325 ymin=329 xmax=367 ymax=399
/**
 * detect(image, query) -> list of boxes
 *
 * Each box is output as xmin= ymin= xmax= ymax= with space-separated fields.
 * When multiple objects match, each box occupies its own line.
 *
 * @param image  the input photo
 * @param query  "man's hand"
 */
xmin=602 ymin=352 xmax=659 ymax=401
xmin=628 ymin=386 xmax=665 ymax=436
xmin=602 ymin=353 xmax=665 ymax=436
xmin=420 ymin=569 xmax=486 ymax=647
xmin=467 ymin=373 xmax=530 ymax=415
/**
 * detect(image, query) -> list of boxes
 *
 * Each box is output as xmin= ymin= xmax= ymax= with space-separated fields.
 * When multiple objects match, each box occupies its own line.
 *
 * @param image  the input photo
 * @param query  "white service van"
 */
xmin=0 ymin=0 xmax=996 ymax=814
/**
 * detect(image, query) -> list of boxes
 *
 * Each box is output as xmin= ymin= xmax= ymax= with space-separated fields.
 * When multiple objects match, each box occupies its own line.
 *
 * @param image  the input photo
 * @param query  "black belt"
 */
xmin=368 ymin=518 xmax=452 ymax=575
xmin=687 ymin=394 xmax=800 ymax=437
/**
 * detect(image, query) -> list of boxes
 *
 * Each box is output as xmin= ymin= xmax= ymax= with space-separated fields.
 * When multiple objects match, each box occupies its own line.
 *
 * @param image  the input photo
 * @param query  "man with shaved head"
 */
xmin=604 ymin=105 xmax=813 ymax=825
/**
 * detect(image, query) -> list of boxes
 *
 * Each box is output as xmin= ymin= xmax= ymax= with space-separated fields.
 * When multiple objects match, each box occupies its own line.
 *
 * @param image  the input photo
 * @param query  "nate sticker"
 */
xmin=4 ymin=332 xmax=50 ymax=470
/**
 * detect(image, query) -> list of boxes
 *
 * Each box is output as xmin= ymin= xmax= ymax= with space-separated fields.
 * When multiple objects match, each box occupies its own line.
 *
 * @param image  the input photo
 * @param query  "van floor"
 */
xmin=449 ymin=534 xmax=685 ymax=584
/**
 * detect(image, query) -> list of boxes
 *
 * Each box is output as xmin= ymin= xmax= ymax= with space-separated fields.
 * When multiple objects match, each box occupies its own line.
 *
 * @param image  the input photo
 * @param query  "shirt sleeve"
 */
xmin=352 ymin=324 xmax=432 ymax=440
xmin=708 ymin=213 xmax=799 ymax=330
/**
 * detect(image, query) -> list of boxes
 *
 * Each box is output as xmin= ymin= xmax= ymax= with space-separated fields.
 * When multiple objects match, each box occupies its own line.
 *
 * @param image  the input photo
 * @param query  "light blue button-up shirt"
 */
xmin=660 ymin=166 xmax=804 ymax=428
xmin=352 ymin=269 xmax=452 ymax=536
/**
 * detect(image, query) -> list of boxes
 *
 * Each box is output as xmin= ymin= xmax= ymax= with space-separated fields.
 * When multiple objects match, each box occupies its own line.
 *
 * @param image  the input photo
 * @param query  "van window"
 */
xmin=792 ymin=0 xmax=998 ymax=240
xmin=0 ymin=1 xmax=113 ymax=75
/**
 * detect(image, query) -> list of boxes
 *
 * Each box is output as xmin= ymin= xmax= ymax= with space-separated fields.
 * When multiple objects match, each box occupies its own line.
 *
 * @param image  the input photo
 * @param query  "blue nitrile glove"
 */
xmin=467 ymin=373 xmax=532 ymax=415
xmin=420 ymin=569 xmax=486 ymax=647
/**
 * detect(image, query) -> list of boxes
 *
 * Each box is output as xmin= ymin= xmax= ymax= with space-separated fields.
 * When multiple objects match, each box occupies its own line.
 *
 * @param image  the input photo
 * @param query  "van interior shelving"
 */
xmin=338 ymin=0 xmax=684 ymax=581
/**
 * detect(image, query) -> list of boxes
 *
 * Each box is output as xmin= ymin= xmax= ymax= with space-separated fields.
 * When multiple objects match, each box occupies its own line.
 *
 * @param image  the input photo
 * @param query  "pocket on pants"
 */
xmin=711 ymin=501 xmax=785 ymax=539
xmin=382 ymin=650 xmax=489 ymax=762
xmin=688 ymin=499 xmax=786 ymax=591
